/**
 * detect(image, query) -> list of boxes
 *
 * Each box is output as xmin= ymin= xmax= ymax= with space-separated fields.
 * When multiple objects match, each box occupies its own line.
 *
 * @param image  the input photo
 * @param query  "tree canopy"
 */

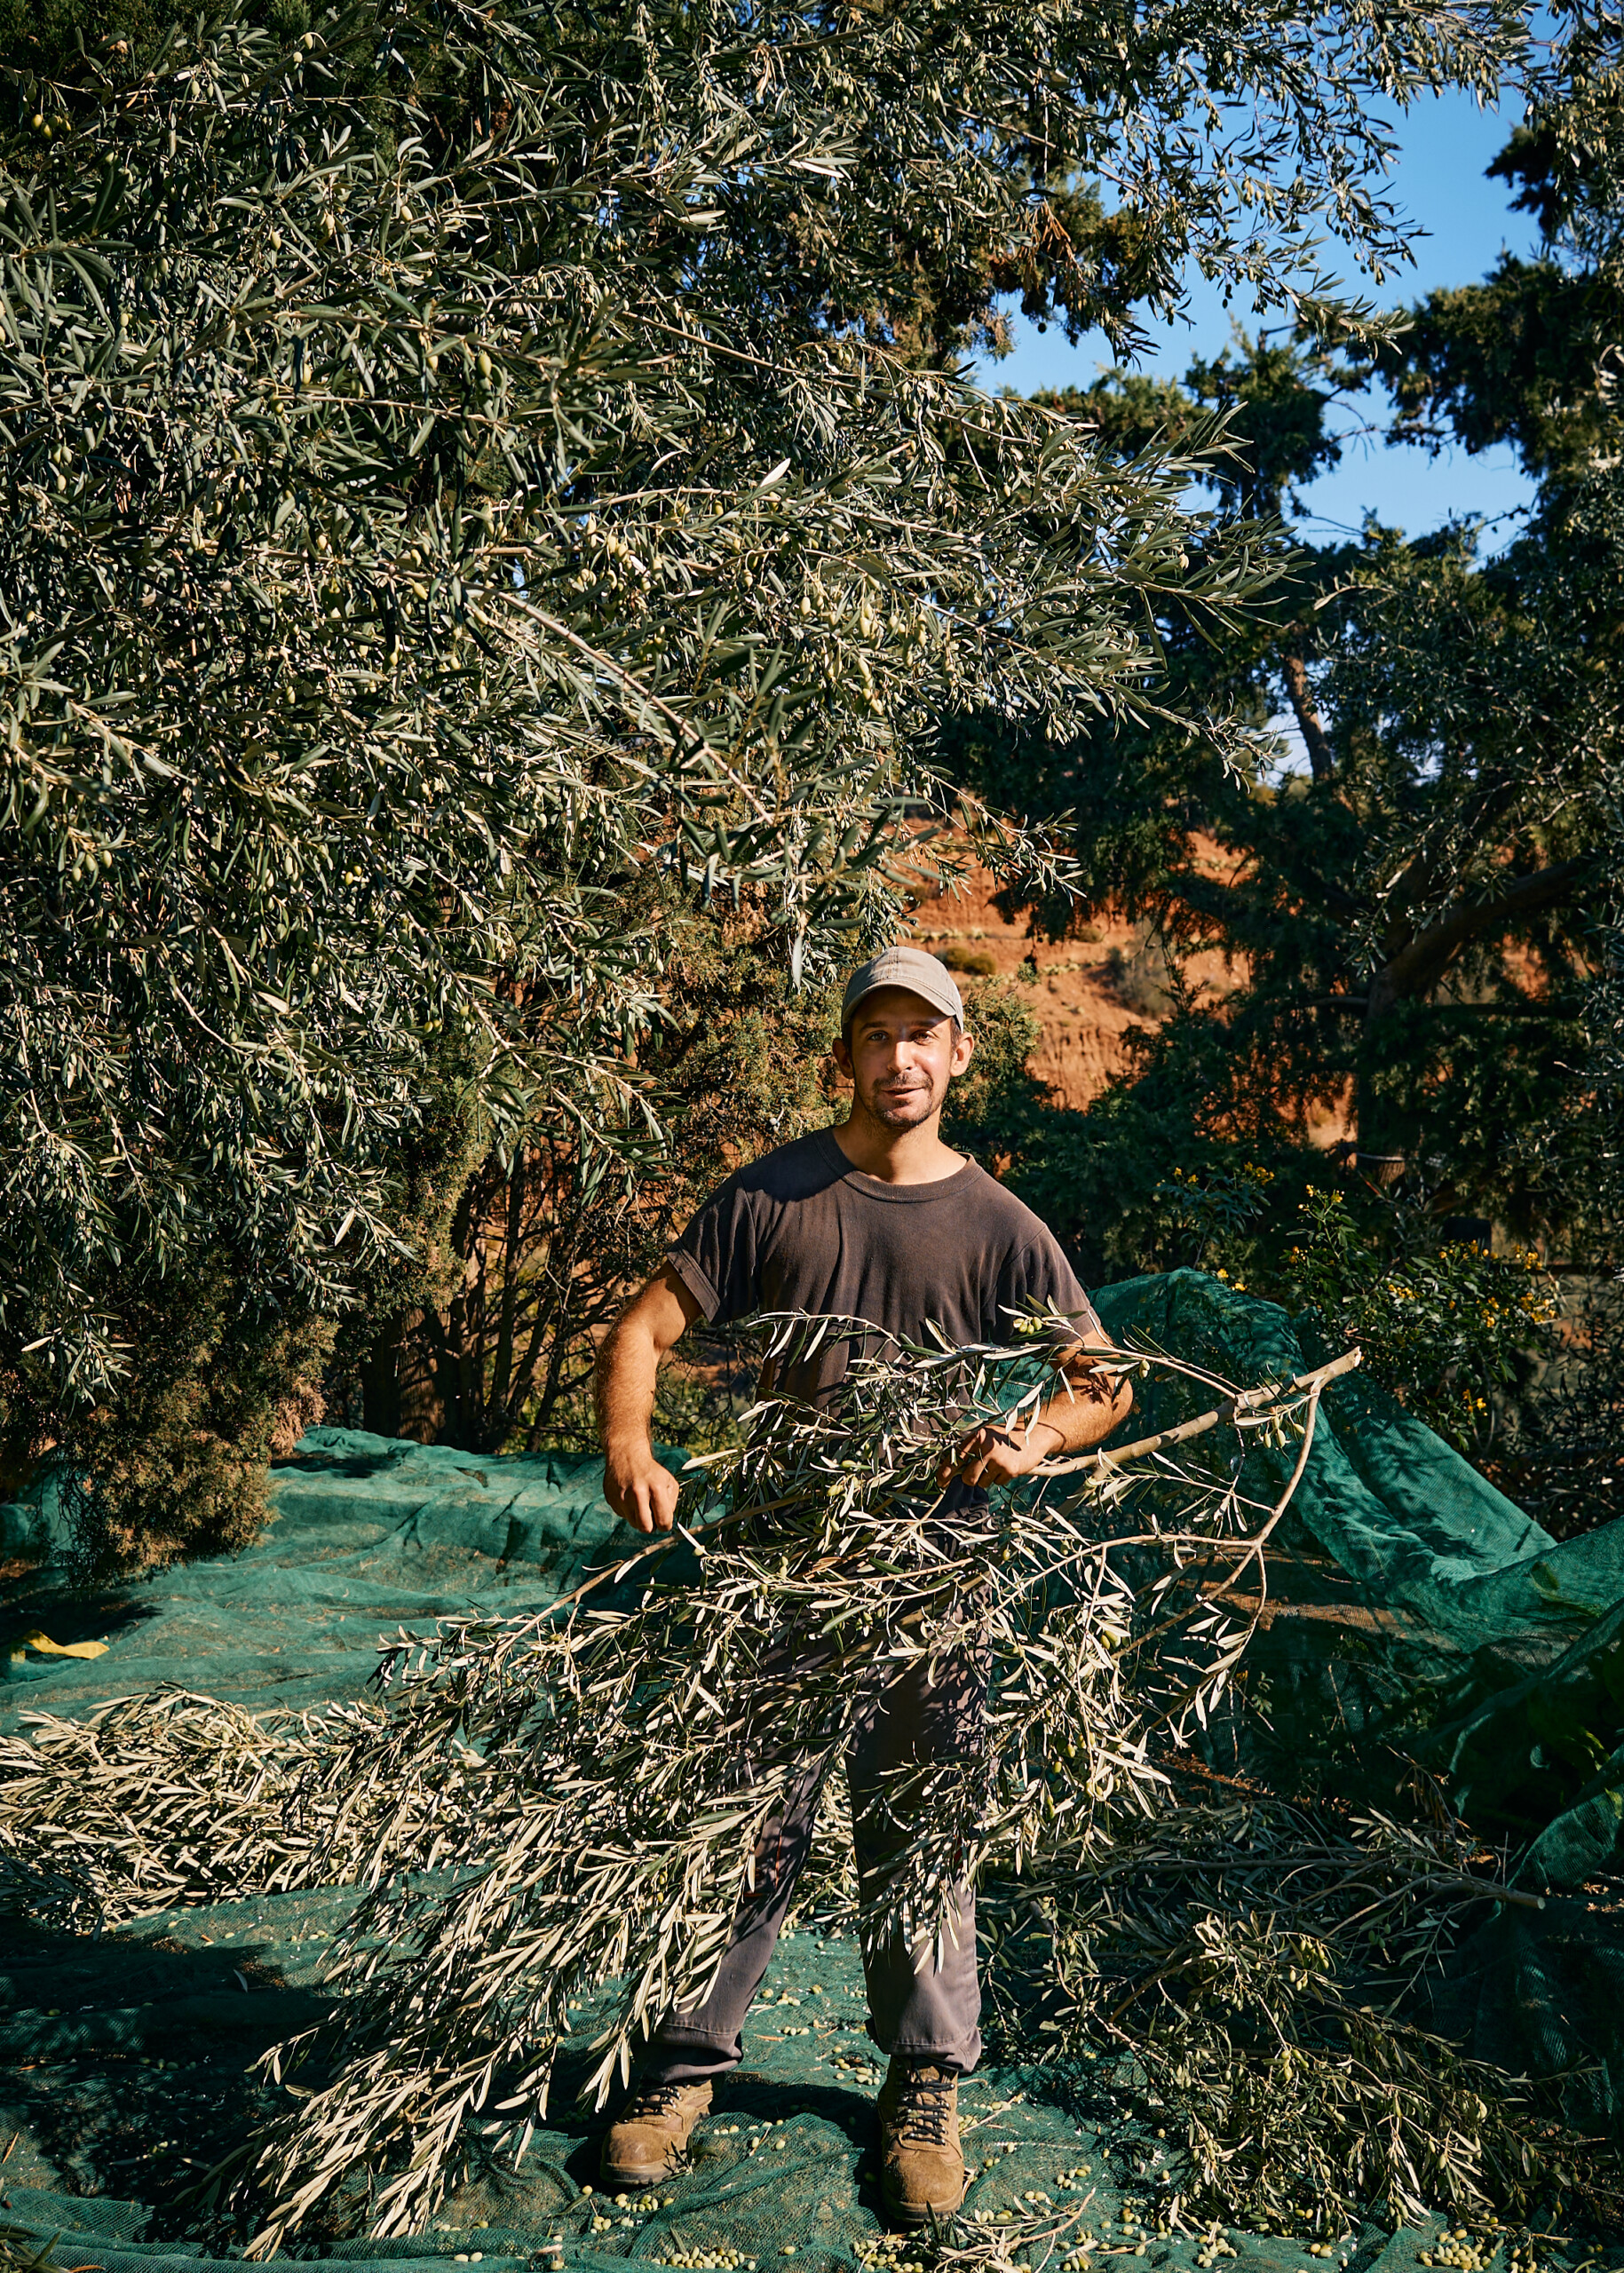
xmin=1 ymin=0 xmax=1533 ymax=1546
xmin=949 ymin=21 xmax=1622 ymax=1262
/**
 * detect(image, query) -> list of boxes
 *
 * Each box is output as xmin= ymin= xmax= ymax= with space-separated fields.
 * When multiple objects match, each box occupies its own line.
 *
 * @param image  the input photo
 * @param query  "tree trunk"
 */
xmin=1354 ymin=859 xmax=1588 ymax=1173
xmin=1279 ymin=650 xmax=1335 ymax=785
xmin=360 ymin=1319 xmax=405 ymax=1438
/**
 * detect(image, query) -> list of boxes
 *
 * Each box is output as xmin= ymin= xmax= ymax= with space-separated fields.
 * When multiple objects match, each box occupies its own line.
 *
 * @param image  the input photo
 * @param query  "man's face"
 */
xmin=833 ymin=986 xmax=976 ymax=1131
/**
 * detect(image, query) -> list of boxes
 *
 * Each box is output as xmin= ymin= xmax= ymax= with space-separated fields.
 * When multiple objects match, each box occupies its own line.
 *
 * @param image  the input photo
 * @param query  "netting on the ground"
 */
xmin=1091 ymin=1276 xmax=1624 ymax=1657
xmin=0 ymin=1901 xmax=1545 ymax=2273
xmin=3 ymin=1272 xmax=1621 ymax=2273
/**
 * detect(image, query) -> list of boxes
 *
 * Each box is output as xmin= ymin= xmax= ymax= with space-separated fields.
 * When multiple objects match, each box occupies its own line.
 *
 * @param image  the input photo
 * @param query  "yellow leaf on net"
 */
xmin=20 ymin=1631 xmax=109 ymax=1659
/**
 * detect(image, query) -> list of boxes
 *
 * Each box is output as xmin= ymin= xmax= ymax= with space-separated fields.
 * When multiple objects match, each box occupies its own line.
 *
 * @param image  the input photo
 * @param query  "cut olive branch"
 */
xmin=1039 ymin=1346 xmax=1363 ymax=1477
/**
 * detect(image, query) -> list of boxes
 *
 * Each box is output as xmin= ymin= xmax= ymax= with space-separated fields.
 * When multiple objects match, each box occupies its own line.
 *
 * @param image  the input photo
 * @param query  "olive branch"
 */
xmin=203 ymin=1313 xmax=1351 ymax=2249
xmin=11 ymin=1319 xmax=1606 ymax=2245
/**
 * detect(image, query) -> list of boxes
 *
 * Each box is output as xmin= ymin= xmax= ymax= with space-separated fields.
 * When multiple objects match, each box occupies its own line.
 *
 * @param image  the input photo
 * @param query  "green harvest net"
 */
xmin=2 ymin=1271 xmax=1621 ymax=2273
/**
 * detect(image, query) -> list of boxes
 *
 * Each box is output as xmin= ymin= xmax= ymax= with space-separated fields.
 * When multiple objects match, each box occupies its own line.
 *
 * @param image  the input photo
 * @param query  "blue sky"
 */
xmin=975 ymin=86 xmax=1544 ymax=543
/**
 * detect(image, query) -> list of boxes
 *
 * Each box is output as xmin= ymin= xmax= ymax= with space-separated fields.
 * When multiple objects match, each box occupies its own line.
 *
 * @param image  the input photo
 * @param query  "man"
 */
xmin=593 ymin=946 xmax=1131 ymax=2224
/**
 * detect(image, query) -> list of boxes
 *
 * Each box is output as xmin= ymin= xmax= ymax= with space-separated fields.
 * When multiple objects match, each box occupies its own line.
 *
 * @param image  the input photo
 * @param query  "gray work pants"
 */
xmin=643 ymin=1646 xmax=985 ymax=2083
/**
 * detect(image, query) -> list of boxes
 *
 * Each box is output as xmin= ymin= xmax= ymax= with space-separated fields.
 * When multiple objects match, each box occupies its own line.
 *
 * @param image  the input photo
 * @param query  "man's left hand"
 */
xmin=939 ymin=1417 xmax=1061 ymax=1489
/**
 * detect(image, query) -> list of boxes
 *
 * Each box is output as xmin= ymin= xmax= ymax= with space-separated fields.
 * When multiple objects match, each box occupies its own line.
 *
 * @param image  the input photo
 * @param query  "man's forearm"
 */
xmin=1023 ymin=1366 xmax=1132 ymax=1457
xmin=595 ymin=1266 xmax=701 ymax=1532
xmin=595 ymin=1318 xmax=660 ymax=1455
xmin=596 ymin=1311 xmax=683 ymax=1532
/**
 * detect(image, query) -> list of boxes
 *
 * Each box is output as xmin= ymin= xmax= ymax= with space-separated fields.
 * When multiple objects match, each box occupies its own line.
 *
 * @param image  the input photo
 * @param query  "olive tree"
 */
xmin=0 ymin=0 xmax=1523 ymax=1548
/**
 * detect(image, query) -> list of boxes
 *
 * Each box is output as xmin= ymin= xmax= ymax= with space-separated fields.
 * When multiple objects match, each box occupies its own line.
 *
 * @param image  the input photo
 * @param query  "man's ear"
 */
xmin=831 ymin=1030 xmax=853 ymax=1077
xmin=950 ymin=1026 xmax=976 ymax=1076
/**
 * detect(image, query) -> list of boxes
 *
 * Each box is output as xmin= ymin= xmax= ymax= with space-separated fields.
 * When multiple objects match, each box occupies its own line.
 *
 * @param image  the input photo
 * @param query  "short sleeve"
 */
xmin=666 ymin=1175 xmax=764 ymax=1327
xmin=994 ymin=1234 xmax=1105 ymax=1352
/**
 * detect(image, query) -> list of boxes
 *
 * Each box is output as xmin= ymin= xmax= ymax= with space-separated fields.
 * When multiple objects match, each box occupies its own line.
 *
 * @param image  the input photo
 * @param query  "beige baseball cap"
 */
xmin=841 ymin=945 xmax=965 ymax=1034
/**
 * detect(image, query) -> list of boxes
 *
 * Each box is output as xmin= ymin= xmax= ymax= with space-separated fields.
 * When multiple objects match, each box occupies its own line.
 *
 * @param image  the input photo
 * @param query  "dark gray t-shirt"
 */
xmin=667 ymin=1126 xmax=1102 ymax=1408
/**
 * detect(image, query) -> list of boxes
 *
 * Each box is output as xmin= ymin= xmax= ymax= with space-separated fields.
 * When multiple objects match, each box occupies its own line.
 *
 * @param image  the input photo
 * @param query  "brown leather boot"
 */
xmin=600 ymin=2079 xmax=713 ymax=2189
xmin=876 ymin=2058 xmax=966 ymax=2227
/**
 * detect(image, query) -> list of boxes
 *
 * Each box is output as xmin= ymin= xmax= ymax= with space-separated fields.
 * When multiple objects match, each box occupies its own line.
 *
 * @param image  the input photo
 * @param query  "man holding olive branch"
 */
xmin=594 ymin=946 xmax=1132 ymax=2224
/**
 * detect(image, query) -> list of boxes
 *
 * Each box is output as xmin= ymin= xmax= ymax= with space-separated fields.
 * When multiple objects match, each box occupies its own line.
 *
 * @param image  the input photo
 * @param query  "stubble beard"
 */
xmin=860 ymin=1078 xmax=940 ymax=1132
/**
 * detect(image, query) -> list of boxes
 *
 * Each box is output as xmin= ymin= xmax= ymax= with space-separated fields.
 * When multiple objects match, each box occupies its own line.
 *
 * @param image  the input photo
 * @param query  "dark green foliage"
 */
xmin=53 ymin=1276 xmax=335 ymax=1580
xmin=1382 ymin=255 xmax=1624 ymax=475
xmin=1498 ymin=1276 xmax=1624 ymax=1541
xmin=1384 ymin=9 xmax=1624 ymax=469
xmin=1417 ymin=1608 xmax=1624 ymax=1849
xmin=0 ymin=0 xmax=166 ymax=87
xmin=1273 ymin=1184 xmax=1557 ymax=1452
xmin=947 ymin=63 xmax=1624 ymax=1257
xmin=958 ymin=377 xmax=1609 ymax=1232
xmin=992 ymin=1026 xmax=1565 ymax=1460
xmin=995 ymin=1008 xmax=1289 ymax=1285
xmin=1042 ymin=330 xmax=1364 ymax=516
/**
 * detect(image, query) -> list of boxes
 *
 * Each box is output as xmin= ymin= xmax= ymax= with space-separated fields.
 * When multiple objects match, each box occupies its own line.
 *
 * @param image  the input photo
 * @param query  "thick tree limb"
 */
xmin=1368 ymin=859 xmax=1589 ymax=1019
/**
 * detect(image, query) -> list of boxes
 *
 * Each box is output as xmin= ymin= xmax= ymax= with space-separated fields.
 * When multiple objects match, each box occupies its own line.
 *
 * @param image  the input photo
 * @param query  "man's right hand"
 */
xmin=603 ymin=1442 xmax=682 ymax=1534
xmin=596 ymin=1264 xmax=701 ymax=1533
